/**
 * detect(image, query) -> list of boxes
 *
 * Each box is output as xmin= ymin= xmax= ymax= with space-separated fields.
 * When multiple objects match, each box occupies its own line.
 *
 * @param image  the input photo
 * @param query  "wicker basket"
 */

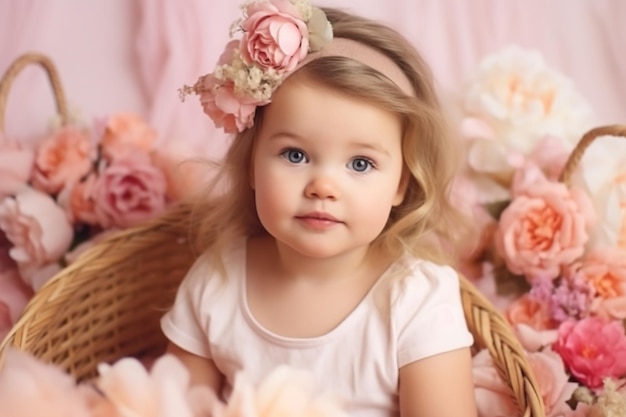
xmin=0 ymin=53 xmax=550 ymax=417
xmin=0 ymin=52 xmax=70 ymax=133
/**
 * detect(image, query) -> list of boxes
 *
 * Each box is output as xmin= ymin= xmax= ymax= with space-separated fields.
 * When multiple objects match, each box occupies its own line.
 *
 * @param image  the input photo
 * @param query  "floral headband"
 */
xmin=180 ymin=0 xmax=414 ymax=134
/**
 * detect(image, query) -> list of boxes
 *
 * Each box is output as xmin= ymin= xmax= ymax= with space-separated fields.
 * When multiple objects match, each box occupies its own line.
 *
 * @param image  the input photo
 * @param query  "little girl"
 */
xmin=162 ymin=2 xmax=477 ymax=416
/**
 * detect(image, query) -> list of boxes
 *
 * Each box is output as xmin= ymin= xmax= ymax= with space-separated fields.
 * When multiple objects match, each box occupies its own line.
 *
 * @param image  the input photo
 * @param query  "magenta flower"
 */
xmin=553 ymin=317 xmax=626 ymax=388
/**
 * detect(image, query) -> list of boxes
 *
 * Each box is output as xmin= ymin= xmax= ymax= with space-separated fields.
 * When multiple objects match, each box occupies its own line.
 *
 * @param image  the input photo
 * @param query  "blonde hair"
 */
xmin=187 ymin=7 xmax=469 ymax=275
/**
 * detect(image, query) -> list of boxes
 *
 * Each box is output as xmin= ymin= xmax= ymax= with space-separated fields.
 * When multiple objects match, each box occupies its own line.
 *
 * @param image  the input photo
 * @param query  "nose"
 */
xmin=304 ymin=175 xmax=339 ymax=200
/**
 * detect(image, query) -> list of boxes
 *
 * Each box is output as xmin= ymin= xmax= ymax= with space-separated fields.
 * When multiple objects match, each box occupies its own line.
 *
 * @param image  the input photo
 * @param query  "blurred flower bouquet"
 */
xmin=0 ymin=112 xmax=205 ymax=341
xmin=456 ymin=46 xmax=626 ymax=416
xmin=0 ymin=348 xmax=347 ymax=417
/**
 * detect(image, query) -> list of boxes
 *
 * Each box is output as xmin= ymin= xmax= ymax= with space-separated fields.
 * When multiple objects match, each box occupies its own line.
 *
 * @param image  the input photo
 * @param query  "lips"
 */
xmin=295 ymin=211 xmax=342 ymax=229
xmin=296 ymin=211 xmax=340 ymax=222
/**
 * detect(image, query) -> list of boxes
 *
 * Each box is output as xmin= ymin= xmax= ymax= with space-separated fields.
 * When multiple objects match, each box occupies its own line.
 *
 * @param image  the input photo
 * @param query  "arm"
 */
xmin=166 ymin=342 xmax=224 ymax=393
xmin=399 ymin=347 xmax=477 ymax=417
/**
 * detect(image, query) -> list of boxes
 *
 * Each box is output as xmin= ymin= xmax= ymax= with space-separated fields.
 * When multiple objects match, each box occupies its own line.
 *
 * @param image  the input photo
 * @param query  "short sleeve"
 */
xmin=394 ymin=261 xmax=473 ymax=368
xmin=160 ymin=254 xmax=216 ymax=358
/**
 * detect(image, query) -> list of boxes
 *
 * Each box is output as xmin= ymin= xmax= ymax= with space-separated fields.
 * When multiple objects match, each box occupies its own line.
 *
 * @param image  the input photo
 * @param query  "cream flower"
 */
xmin=463 ymin=46 xmax=593 ymax=187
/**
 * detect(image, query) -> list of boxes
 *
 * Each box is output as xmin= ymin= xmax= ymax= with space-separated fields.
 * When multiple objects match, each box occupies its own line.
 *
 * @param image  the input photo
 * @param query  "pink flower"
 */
xmin=495 ymin=180 xmax=594 ymax=280
xmin=241 ymin=0 xmax=309 ymax=73
xmin=0 ymin=302 xmax=11 ymax=342
xmin=529 ymin=348 xmax=582 ymax=416
xmin=514 ymin=323 xmax=558 ymax=353
xmin=92 ymin=153 xmax=168 ymax=228
xmin=0 ymin=349 xmax=93 ymax=417
xmin=577 ymin=247 xmax=626 ymax=320
xmin=473 ymin=348 xmax=588 ymax=417
xmin=506 ymin=294 xmax=556 ymax=330
xmin=0 ymin=187 xmax=73 ymax=281
xmin=31 ymin=126 xmax=95 ymax=195
xmin=150 ymin=144 xmax=209 ymax=201
xmin=473 ymin=349 xmax=518 ymax=417
xmin=199 ymin=74 xmax=260 ymax=133
xmin=0 ymin=267 xmax=34 ymax=340
xmin=57 ymin=174 xmax=100 ymax=225
xmin=0 ymin=139 xmax=34 ymax=198
xmin=553 ymin=317 xmax=626 ymax=388
xmin=100 ymin=112 xmax=157 ymax=160
xmin=95 ymin=354 xmax=212 ymax=417
xmin=211 ymin=366 xmax=347 ymax=417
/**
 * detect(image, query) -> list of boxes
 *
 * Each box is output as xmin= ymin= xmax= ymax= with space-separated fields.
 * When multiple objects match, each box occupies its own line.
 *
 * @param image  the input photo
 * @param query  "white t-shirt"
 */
xmin=161 ymin=241 xmax=473 ymax=416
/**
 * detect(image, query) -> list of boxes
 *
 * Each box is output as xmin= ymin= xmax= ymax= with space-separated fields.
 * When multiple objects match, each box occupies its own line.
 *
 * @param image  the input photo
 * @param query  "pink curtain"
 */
xmin=1 ymin=0 xmax=624 ymax=158
xmin=0 ymin=0 xmax=57 ymax=143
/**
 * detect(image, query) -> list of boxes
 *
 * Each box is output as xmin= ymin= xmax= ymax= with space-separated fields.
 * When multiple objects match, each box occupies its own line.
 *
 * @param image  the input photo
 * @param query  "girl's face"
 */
xmin=251 ymin=75 xmax=407 ymax=259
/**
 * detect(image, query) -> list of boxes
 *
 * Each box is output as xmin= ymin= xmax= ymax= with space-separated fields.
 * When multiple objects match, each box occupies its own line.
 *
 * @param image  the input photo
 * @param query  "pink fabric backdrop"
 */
xmin=1 ymin=0 xmax=624 ymax=159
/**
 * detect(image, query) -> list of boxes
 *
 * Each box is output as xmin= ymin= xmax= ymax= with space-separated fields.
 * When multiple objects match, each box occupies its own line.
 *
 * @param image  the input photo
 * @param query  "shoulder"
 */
xmin=388 ymin=258 xmax=463 ymax=309
xmin=177 ymin=240 xmax=245 ymax=296
xmin=382 ymin=257 xmax=473 ymax=365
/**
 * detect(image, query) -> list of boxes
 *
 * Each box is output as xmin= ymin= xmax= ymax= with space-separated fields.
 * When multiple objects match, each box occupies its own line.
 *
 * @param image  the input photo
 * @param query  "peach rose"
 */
xmin=200 ymin=74 xmax=260 ymax=134
xmin=0 ymin=140 xmax=34 ymax=198
xmin=92 ymin=153 xmax=168 ymax=228
xmin=506 ymin=294 xmax=556 ymax=330
xmin=496 ymin=180 xmax=594 ymax=280
xmin=241 ymin=0 xmax=308 ymax=72
xmin=100 ymin=112 xmax=157 ymax=160
xmin=0 ymin=187 xmax=73 ymax=274
xmin=150 ymin=145 xmax=210 ymax=201
xmin=31 ymin=126 xmax=95 ymax=195
xmin=577 ymin=247 xmax=626 ymax=320
xmin=553 ymin=317 xmax=626 ymax=389
xmin=57 ymin=174 xmax=100 ymax=225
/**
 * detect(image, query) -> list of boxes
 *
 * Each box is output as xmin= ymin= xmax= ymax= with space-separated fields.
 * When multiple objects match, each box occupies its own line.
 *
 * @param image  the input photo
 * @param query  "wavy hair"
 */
xmin=187 ymin=7 xmax=470 ymax=276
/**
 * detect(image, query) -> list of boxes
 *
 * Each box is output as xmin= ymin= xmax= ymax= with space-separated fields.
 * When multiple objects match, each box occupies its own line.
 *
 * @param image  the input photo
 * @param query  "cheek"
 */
xmin=252 ymin=165 xmax=292 ymax=219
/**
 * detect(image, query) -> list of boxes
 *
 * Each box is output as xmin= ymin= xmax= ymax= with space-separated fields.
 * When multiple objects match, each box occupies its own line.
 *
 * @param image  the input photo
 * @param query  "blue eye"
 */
xmin=281 ymin=148 xmax=308 ymax=164
xmin=350 ymin=158 xmax=374 ymax=172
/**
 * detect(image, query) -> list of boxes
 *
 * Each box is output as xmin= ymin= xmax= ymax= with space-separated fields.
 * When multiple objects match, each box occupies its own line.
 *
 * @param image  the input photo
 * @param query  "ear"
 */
xmin=392 ymin=167 xmax=410 ymax=206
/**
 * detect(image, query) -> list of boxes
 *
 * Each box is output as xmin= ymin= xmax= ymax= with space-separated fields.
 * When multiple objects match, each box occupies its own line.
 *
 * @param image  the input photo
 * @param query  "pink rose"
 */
xmin=553 ymin=317 xmax=626 ymax=388
xmin=200 ymin=74 xmax=260 ymax=133
xmin=0 ymin=187 xmax=73 ymax=280
xmin=92 ymin=153 xmax=168 ymax=228
xmin=0 ymin=140 xmax=34 ymax=198
xmin=577 ymin=247 xmax=626 ymax=320
xmin=31 ymin=126 xmax=95 ymax=195
xmin=495 ymin=180 xmax=594 ymax=280
xmin=241 ymin=0 xmax=308 ymax=72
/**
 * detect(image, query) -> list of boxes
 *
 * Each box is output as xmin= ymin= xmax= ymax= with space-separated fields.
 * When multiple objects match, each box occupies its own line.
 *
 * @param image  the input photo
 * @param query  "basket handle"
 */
xmin=0 ymin=52 xmax=70 ymax=134
xmin=559 ymin=124 xmax=626 ymax=184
